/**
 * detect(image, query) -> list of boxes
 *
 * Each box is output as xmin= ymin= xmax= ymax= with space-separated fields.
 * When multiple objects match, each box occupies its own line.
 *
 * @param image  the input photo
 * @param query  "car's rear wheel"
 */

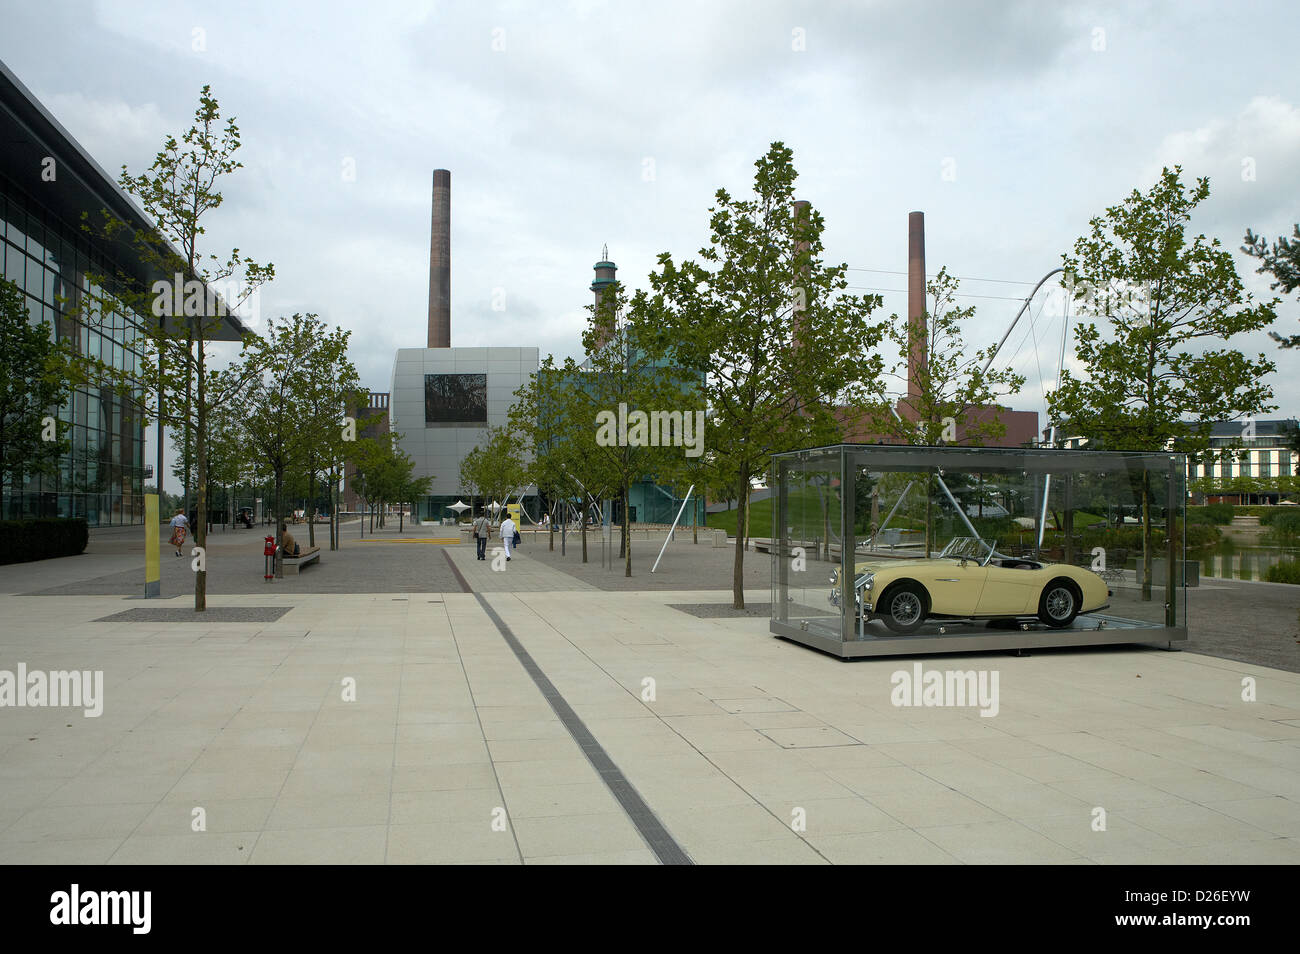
xmin=881 ymin=582 xmax=928 ymax=634
xmin=1038 ymin=579 xmax=1079 ymax=628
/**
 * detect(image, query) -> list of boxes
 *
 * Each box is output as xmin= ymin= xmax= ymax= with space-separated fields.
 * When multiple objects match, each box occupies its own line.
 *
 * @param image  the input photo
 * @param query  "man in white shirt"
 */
xmin=499 ymin=510 xmax=516 ymax=562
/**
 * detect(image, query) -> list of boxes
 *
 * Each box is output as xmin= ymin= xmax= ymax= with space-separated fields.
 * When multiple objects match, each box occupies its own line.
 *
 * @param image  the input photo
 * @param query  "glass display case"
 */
xmin=770 ymin=444 xmax=1188 ymax=658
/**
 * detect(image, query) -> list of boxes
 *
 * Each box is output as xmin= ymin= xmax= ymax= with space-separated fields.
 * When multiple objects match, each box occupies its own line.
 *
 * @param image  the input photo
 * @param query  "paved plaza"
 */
xmin=0 ymin=525 xmax=1298 ymax=864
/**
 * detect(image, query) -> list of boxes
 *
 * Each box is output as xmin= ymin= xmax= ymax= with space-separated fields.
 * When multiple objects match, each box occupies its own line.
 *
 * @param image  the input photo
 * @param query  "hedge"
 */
xmin=1264 ymin=559 xmax=1300 ymax=585
xmin=1187 ymin=503 xmax=1234 ymax=525
xmin=0 ymin=518 xmax=90 ymax=565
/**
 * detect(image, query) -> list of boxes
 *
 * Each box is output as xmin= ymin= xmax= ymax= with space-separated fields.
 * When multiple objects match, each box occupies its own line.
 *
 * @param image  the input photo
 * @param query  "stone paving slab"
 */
xmin=0 ymin=584 xmax=1297 ymax=864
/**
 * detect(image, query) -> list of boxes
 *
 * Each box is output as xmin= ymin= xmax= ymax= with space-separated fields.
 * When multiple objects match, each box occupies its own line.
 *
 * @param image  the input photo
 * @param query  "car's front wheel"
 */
xmin=880 ymin=582 xmax=928 ymax=634
xmin=1038 ymin=579 xmax=1080 ymax=628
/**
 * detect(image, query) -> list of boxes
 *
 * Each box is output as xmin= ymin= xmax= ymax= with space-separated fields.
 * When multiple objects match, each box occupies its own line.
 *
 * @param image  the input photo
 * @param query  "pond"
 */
xmin=1194 ymin=541 xmax=1300 ymax=581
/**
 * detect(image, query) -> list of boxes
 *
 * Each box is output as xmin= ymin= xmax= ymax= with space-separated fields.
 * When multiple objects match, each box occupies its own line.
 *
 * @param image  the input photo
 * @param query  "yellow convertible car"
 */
xmin=829 ymin=536 xmax=1111 ymax=634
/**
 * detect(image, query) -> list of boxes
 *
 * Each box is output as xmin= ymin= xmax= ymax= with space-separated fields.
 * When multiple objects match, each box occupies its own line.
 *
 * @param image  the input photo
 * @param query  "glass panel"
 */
xmin=773 ymin=447 xmax=844 ymax=642
xmin=772 ymin=445 xmax=1188 ymax=650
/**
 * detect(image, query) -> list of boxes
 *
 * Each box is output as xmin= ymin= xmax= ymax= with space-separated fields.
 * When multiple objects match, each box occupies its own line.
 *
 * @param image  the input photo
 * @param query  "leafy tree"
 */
xmin=1242 ymin=224 xmax=1300 ymax=347
xmin=572 ymin=282 xmax=697 ymax=577
xmin=864 ymin=267 xmax=1025 ymax=555
xmin=461 ymin=425 xmax=528 ymax=518
xmin=510 ymin=356 xmax=589 ymax=552
xmin=1049 ymin=166 xmax=1277 ymax=598
xmin=67 ymin=86 xmax=273 ymax=610
xmin=871 ymin=268 xmax=1025 ymax=445
xmin=0 ymin=278 xmax=73 ymax=508
xmin=635 ymin=142 xmax=888 ymax=607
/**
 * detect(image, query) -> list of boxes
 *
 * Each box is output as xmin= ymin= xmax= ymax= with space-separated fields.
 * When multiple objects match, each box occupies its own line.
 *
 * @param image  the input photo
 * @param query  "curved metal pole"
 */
xmin=1037 ymin=291 xmax=1072 ymax=550
xmin=981 ymin=267 xmax=1065 ymax=375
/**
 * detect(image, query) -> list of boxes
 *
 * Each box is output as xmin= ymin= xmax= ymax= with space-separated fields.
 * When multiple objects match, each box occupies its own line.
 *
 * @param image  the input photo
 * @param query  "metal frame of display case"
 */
xmin=770 ymin=444 xmax=1188 ymax=659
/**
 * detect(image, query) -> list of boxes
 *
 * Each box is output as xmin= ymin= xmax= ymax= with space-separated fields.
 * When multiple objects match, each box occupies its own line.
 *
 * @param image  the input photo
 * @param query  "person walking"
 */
xmin=499 ymin=509 xmax=516 ymax=562
xmin=168 ymin=509 xmax=189 ymax=557
xmin=473 ymin=509 xmax=490 ymax=561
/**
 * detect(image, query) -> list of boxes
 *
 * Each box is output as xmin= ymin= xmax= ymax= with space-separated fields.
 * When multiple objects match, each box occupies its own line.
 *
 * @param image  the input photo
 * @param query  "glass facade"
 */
xmin=770 ymin=444 xmax=1188 ymax=658
xmin=0 ymin=184 xmax=148 ymax=526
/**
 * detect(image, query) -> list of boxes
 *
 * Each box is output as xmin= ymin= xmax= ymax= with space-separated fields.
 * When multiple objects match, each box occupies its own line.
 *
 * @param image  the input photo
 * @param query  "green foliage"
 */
xmin=1263 ymin=559 xmax=1300 ymax=584
xmin=0 ymin=518 xmax=89 ymax=564
xmin=63 ymin=86 xmax=273 ymax=611
xmin=1242 ymin=224 xmax=1300 ymax=348
xmin=1188 ymin=503 xmax=1235 ymax=525
xmin=459 ymin=425 xmax=527 ymax=512
xmin=1049 ymin=167 xmax=1275 ymax=597
xmin=0 ymin=278 xmax=73 ymax=489
xmin=1050 ymin=167 xmax=1276 ymax=455
xmin=634 ymin=142 xmax=888 ymax=605
xmin=1263 ymin=510 xmax=1300 ymax=545
xmin=231 ymin=313 xmax=357 ymax=530
xmin=868 ymin=268 xmax=1025 ymax=444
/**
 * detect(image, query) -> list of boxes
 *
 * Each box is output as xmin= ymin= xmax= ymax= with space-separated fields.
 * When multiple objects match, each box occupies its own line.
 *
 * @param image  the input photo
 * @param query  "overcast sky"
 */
xmin=2 ymin=0 xmax=1298 ymax=487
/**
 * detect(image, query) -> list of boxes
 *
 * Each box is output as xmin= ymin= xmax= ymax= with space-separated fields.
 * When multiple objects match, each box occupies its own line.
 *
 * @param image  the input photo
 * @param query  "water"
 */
xmin=1195 ymin=541 xmax=1300 ymax=581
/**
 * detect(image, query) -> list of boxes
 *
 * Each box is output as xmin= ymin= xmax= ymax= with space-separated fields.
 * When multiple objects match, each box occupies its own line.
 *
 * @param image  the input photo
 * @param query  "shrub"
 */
xmin=0 ymin=518 xmax=90 ymax=565
xmin=1263 ymin=511 xmax=1300 ymax=545
xmin=1264 ymin=559 xmax=1300 ymax=584
xmin=1188 ymin=503 xmax=1234 ymax=525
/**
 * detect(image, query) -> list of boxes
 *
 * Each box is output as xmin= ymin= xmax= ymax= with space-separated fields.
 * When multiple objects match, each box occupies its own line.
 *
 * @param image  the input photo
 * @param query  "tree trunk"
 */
xmin=308 ymin=469 xmax=317 ymax=548
xmin=622 ymin=481 xmax=631 ymax=577
xmin=732 ymin=471 xmax=748 ymax=609
xmin=693 ymin=496 xmax=698 ymax=545
xmin=581 ymin=496 xmax=588 ymax=563
xmin=194 ymin=332 xmax=207 ymax=612
xmin=549 ymin=499 xmax=555 ymax=551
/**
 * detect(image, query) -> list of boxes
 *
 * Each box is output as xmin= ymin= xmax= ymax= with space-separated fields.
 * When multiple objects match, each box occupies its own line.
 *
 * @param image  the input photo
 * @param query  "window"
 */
xmin=424 ymin=373 xmax=487 ymax=425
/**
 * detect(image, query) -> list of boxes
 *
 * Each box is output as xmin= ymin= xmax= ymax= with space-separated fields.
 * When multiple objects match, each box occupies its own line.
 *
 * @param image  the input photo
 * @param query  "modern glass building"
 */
xmin=0 ymin=60 xmax=247 ymax=526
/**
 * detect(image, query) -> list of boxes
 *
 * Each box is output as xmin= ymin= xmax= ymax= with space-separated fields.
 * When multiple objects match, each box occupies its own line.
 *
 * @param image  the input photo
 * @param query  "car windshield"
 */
xmin=939 ymin=536 xmax=994 ymax=562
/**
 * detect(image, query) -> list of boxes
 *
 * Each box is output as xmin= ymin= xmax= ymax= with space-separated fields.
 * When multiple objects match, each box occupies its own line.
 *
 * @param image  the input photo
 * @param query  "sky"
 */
xmin=1 ymin=0 xmax=1298 ymax=488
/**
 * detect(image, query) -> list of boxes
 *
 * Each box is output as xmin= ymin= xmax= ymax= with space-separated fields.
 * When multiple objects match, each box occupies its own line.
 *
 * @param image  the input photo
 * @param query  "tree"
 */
xmin=871 ymin=268 xmax=1025 ymax=445
xmin=863 ymin=267 xmax=1025 ymax=555
xmin=461 ymin=425 xmax=528 ymax=516
xmin=572 ymin=282 xmax=697 ymax=577
xmin=635 ymin=142 xmax=888 ymax=607
xmin=509 ymin=356 xmax=586 ymax=552
xmin=1242 ymin=224 xmax=1300 ymax=347
xmin=1049 ymin=166 xmax=1277 ymax=597
xmin=351 ymin=432 xmax=429 ymax=534
xmin=70 ymin=86 xmax=273 ymax=610
xmin=0 ymin=278 xmax=73 ymax=510
xmin=233 ymin=313 xmax=359 ymax=548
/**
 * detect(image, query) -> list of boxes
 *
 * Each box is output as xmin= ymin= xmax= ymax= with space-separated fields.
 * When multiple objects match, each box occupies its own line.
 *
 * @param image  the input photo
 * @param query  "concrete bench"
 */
xmin=279 ymin=546 xmax=321 ymax=576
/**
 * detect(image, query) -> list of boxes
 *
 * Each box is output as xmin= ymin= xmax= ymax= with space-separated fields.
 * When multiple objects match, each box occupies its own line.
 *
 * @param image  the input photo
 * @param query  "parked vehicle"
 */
xmin=830 ymin=535 xmax=1111 ymax=634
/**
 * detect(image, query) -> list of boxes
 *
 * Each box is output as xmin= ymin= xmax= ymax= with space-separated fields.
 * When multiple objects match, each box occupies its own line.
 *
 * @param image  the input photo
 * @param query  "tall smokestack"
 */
xmin=428 ymin=169 xmax=451 ymax=348
xmin=907 ymin=211 xmax=926 ymax=400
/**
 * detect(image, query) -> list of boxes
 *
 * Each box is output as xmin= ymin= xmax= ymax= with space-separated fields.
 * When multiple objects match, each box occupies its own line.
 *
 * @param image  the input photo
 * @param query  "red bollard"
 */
xmin=264 ymin=535 xmax=276 ymax=581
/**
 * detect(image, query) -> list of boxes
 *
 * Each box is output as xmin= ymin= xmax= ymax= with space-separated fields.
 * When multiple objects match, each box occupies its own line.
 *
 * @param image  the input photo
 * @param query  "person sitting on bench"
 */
xmin=280 ymin=524 xmax=301 ymax=557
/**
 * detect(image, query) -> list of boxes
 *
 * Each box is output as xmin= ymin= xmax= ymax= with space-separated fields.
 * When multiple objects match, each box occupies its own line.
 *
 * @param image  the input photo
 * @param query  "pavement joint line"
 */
xmin=502 ymin=593 xmax=844 ymax=862
xmin=442 ymin=550 xmax=471 ymax=594
xmin=471 ymin=592 xmax=694 ymax=865
xmin=416 ymin=601 xmax=526 ymax=864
